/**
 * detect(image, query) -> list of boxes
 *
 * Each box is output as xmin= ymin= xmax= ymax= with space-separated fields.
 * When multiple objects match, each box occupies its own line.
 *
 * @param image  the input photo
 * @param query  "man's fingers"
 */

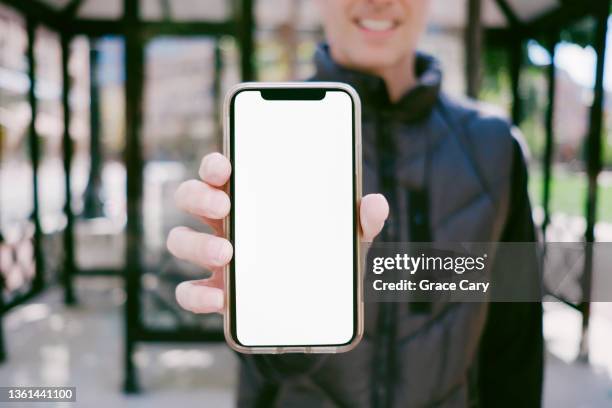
xmin=195 ymin=216 xmax=224 ymax=236
xmin=167 ymin=226 xmax=233 ymax=269
xmin=360 ymin=193 xmax=389 ymax=241
xmin=199 ymin=152 xmax=232 ymax=187
xmin=175 ymin=179 xmax=230 ymax=219
xmin=176 ymin=279 xmax=224 ymax=314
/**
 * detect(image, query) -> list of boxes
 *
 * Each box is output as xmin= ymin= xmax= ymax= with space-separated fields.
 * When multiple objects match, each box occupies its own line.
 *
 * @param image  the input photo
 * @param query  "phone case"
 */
xmin=222 ymin=82 xmax=363 ymax=354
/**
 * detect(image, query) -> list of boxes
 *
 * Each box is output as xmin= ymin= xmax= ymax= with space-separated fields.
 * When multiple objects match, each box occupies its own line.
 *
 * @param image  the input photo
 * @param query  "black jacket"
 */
xmin=236 ymin=45 xmax=543 ymax=408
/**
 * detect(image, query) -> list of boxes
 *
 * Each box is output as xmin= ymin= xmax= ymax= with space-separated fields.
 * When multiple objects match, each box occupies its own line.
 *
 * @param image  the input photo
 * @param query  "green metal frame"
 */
xmin=482 ymin=0 xmax=610 ymax=361
xmin=0 ymin=0 xmax=255 ymax=391
xmin=0 ymin=0 xmax=608 ymax=390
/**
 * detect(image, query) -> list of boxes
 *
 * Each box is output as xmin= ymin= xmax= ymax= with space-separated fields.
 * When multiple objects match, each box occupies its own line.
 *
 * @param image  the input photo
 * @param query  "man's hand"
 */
xmin=167 ymin=152 xmax=389 ymax=314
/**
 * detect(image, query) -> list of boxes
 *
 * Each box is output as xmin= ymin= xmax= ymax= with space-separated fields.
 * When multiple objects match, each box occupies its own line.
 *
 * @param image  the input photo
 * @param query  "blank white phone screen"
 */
xmin=232 ymin=89 xmax=355 ymax=347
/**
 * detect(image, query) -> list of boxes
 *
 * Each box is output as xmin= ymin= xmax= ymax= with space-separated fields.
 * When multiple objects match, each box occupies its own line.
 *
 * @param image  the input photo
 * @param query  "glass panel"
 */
xmin=506 ymin=0 xmax=559 ymax=22
xmin=169 ymin=0 xmax=229 ymax=22
xmin=0 ymin=7 xmax=36 ymax=298
xmin=141 ymin=0 xmax=164 ymax=21
xmin=257 ymin=0 xmax=320 ymax=30
xmin=255 ymin=0 xmax=322 ymax=82
xmin=0 ymin=7 xmax=32 ymax=229
xmin=34 ymin=26 xmax=65 ymax=231
xmin=483 ymin=0 xmax=507 ymax=27
xmin=34 ymin=26 xmax=69 ymax=278
xmin=77 ymin=0 xmax=123 ymax=20
xmin=74 ymin=36 xmax=126 ymax=271
xmin=140 ymin=36 xmax=239 ymax=330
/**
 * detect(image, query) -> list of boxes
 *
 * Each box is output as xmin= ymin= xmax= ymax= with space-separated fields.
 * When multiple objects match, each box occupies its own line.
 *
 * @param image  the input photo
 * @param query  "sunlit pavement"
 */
xmin=0 ymin=278 xmax=238 ymax=408
xmin=543 ymin=302 xmax=612 ymax=407
xmin=0 ymin=278 xmax=610 ymax=407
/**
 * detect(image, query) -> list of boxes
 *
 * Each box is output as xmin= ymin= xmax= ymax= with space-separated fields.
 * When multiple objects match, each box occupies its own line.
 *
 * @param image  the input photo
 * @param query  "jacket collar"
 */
xmin=312 ymin=44 xmax=442 ymax=122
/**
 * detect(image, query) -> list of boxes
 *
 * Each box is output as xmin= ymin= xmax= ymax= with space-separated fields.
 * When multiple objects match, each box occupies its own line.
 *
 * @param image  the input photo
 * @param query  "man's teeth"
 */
xmin=358 ymin=19 xmax=394 ymax=31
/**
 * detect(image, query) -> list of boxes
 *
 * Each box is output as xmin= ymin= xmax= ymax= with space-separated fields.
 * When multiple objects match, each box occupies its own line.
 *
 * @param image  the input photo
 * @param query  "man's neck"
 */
xmin=371 ymin=52 xmax=416 ymax=103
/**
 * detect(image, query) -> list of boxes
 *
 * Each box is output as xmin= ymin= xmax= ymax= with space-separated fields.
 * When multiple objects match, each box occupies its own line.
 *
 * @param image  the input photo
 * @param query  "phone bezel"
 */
xmin=222 ymin=82 xmax=363 ymax=354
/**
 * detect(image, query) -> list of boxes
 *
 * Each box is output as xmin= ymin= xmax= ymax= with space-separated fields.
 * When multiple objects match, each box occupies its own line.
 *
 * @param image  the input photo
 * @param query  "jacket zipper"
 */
xmin=372 ymin=113 xmax=398 ymax=408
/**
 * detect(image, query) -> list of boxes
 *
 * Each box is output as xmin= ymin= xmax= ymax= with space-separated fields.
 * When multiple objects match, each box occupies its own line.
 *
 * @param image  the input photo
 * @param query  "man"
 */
xmin=166 ymin=0 xmax=543 ymax=406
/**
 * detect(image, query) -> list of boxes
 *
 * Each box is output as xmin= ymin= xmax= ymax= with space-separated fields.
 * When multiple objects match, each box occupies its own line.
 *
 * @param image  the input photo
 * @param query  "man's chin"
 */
xmin=347 ymin=52 xmax=398 ymax=74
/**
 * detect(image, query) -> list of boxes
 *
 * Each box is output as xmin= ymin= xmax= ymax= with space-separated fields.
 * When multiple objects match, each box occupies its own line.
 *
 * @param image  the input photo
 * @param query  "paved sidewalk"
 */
xmin=0 ymin=277 xmax=237 ymax=408
xmin=1 ymin=277 xmax=611 ymax=407
xmin=543 ymin=301 xmax=612 ymax=407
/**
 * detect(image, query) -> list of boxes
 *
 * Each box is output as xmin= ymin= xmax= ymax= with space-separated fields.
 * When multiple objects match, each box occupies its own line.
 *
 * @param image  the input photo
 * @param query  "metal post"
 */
xmin=123 ymin=0 xmax=144 ymax=394
xmin=0 ymin=135 xmax=3 ymax=363
xmin=0 ymin=234 xmax=5 ymax=361
xmin=465 ymin=0 xmax=483 ymax=99
xmin=542 ymin=35 xmax=557 ymax=237
xmin=26 ymin=18 xmax=44 ymax=292
xmin=60 ymin=32 xmax=77 ymax=305
xmin=0 ymin=315 xmax=5 ymax=362
xmin=237 ymin=0 xmax=254 ymax=81
xmin=579 ymin=0 xmax=609 ymax=361
xmin=509 ymin=40 xmax=523 ymax=126
xmin=83 ymin=38 xmax=105 ymax=218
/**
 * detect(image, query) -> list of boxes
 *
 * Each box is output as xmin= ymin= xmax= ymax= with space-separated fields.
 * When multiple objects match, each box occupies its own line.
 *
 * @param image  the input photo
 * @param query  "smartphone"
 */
xmin=223 ymin=82 xmax=362 ymax=354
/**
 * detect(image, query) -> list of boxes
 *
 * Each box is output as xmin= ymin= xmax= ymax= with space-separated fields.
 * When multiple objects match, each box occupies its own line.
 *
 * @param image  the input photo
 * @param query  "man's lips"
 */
xmin=354 ymin=18 xmax=399 ymax=32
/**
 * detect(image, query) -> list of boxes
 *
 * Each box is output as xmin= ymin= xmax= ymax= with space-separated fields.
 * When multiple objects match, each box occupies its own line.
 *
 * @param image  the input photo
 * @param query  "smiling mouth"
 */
xmin=355 ymin=18 xmax=398 ymax=32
